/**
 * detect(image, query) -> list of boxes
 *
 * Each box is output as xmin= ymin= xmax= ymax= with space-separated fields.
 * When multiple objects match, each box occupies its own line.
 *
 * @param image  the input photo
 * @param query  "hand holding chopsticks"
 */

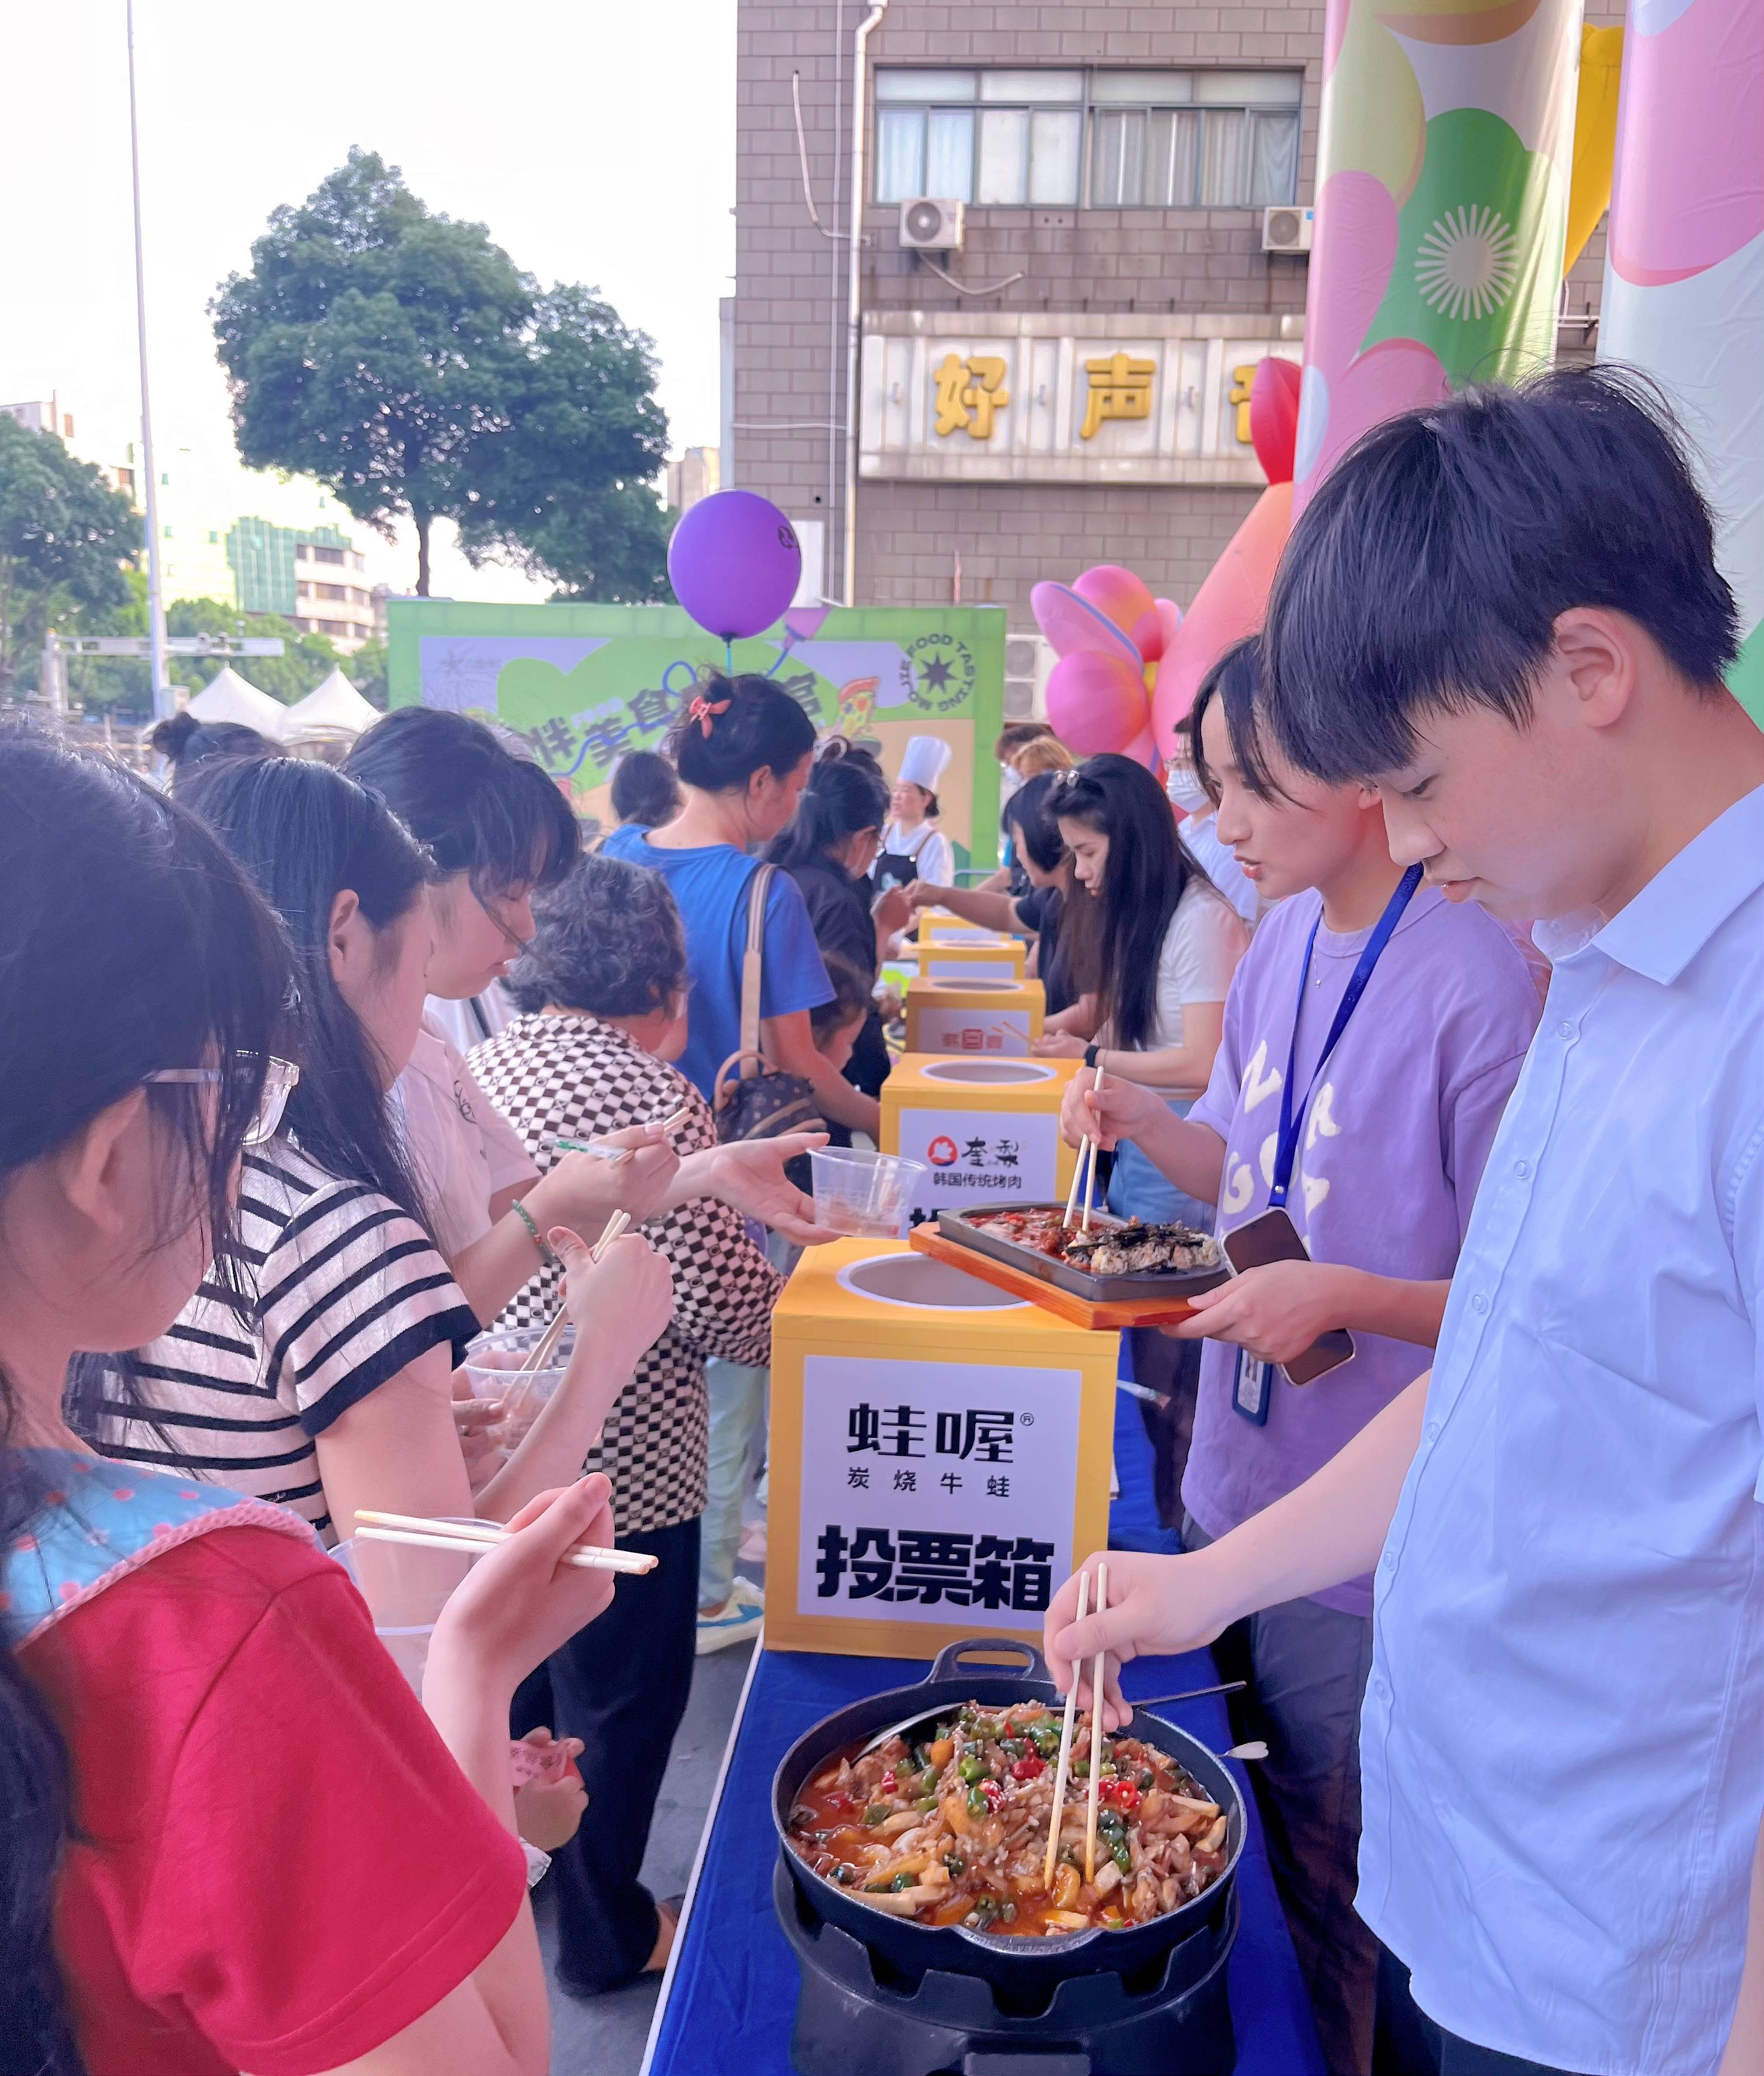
xmin=1063 ymin=1062 xmax=1108 ymax=1231
xmin=1043 ymin=1567 xmax=1089 ymax=1890
xmin=1083 ymin=1560 xmax=1109 ymax=1884
xmin=353 ymin=1508 xmax=656 ymax=1574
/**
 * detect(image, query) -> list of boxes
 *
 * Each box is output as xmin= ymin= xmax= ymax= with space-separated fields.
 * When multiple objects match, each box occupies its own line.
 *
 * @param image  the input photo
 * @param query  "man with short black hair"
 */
xmin=1045 ymin=367 xmax=1764 ymax=2076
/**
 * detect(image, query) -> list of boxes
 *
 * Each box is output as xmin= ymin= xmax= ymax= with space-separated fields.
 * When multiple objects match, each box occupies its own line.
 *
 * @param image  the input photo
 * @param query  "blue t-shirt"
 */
xmin=601 ymin=825 xmax=833 ymax=1100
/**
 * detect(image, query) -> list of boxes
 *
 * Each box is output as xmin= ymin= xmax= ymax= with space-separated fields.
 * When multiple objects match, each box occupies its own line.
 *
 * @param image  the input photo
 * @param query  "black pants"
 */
xmin=1375 ymin=1948 xmax=1585 ymax=2076
xmin=1184 ymin=1515 xmax=1377 ymax=2075
xmin=512 ymin=1514 xmax=700 ymax=1993
xmin=1130 ymin=1327 xmax=1202 ymax=1528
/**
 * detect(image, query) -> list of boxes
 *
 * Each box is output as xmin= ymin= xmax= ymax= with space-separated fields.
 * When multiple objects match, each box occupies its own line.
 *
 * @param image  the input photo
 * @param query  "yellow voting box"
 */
xmin=923 ymin=937 xmax=1027 ymax=984
xmin=915 ymin=906 xmax=1027 ymax=981
xmin=917 ymin=909 xmax=976 ymax=943
xmin=904 ymin=974 xmax=1045 ymax=1056
xmin=881 ymin=1053 xmax=1081 ymax=1222
xmin=766 ymin=1239 xmax=1118 ymax=1658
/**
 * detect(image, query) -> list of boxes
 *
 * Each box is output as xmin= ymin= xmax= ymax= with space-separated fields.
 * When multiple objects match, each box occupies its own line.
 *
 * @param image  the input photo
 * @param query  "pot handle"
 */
xmin=927 ymin=1636 xmax=1048 ymax=1686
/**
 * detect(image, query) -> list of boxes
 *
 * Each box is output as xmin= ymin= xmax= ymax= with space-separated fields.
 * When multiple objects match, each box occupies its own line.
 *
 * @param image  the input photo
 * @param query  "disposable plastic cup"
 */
xmin=330 ymin=1517 xmax=484 ymax=1695
xmin=809 ymin=1146 xmax=927 ymax=1239
xmin=464 ymin=1325 xmax=574 ymax=1445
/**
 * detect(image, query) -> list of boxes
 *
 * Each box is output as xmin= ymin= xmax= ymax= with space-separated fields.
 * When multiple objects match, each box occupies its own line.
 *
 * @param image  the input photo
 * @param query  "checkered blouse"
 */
xmin=468 ymin=1011 xmax=782 ymax=1536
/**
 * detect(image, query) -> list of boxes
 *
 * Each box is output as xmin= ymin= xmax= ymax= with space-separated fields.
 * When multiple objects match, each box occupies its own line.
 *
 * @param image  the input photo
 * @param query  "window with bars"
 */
xmin=874 ymin=67 xmax=1302 ymax=211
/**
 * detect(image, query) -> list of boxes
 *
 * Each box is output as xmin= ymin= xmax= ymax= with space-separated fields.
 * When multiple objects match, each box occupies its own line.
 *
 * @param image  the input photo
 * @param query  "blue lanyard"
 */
xmin=1269 ymin=864 xmax=1422 ymax=1209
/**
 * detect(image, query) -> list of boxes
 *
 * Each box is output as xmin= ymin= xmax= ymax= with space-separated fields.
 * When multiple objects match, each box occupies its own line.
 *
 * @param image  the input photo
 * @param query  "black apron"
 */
xmin=873 ymin=822 xmax=935 ymax=895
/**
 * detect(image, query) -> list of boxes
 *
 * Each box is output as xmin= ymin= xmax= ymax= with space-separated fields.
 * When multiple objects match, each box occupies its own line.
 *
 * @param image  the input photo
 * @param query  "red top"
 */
xmin=22 ymin=1525 xmax=527 ymax=2076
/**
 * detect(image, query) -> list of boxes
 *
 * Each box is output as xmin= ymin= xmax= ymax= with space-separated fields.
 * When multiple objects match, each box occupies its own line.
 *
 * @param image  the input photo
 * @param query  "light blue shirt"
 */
xmin=1358 ymin=784 xmax=1764 ymax=2076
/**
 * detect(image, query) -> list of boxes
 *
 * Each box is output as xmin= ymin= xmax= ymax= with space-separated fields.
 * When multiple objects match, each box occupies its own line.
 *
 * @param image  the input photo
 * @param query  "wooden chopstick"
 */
xmin=1043 ymin=1568 xmax=1090 ymax=1890
xmin=1062 ymin=1136 xmax=1091 ymax=1229
xmin=589 ymin=1208 xmax=629 ymax=1262
xmin=354 ymin=1510 xmax=656 ymax=1574
xmin=1084 ymin=1559 xmax=1110 ymax=1883
xmin=510 ymin=1209 xmax=632 ymax=1384
xmin=1080 ymin=1066 xmax=1106 ymax=1233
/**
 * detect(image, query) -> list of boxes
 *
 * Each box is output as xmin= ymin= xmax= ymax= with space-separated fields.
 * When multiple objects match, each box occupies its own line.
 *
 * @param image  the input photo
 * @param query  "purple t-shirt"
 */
xmin=1183 ymin=885 xmax=1542 ymax=1616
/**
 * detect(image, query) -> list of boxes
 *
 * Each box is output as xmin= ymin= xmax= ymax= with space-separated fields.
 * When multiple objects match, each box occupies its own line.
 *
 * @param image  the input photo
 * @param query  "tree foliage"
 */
xmin=0 ymin=415 xmax=138 ymax=698
xmin=213 ymin=150 xmax=672 ymax=603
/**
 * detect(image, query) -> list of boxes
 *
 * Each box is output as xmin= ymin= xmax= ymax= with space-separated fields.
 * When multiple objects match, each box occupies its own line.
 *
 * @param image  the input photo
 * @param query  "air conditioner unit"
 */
xmin=1262 ymin=205 xmax=1314 ymax=255
xmin=900 ymin=197 xmax=965 ymax=253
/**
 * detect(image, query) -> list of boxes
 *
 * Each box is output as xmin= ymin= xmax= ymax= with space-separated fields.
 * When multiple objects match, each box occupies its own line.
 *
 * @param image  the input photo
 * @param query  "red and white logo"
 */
xmin=927 ymin=1135 xmax=959 ymax=1167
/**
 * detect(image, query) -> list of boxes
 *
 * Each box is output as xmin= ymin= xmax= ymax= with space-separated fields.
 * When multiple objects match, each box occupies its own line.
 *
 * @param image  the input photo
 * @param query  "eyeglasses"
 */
xmin=142 ymin=1056 xmax=301 ymax=1149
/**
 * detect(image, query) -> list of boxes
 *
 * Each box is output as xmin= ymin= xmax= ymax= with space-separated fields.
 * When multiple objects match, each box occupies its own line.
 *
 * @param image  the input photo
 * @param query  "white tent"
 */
xmin=185 ymin=666 xmax=288 ymax=740
xmin=282 ymin=667 xmax=381 ymax=745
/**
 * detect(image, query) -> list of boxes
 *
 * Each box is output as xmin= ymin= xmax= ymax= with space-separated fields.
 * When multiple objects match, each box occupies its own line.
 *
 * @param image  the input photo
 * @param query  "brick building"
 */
xmin=733 ymin=1 xmax=1616 ymax=714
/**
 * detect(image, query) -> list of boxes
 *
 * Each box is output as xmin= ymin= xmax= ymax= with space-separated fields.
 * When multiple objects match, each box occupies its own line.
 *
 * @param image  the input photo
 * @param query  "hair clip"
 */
xmin=1052 ymin=766 xmax=1080 ymax=789
xmin=687 ymin=694 xmax=732 ymax=738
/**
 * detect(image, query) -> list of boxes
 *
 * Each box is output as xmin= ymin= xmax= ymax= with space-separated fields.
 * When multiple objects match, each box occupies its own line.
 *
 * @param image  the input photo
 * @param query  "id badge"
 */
xmin=1233 ymin=1347 xmax=1270 ymax=1425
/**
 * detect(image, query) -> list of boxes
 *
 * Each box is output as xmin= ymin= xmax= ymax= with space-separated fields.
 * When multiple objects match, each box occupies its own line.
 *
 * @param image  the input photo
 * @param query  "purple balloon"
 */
xmin=667 ymin=490 xmax=802 ymax=641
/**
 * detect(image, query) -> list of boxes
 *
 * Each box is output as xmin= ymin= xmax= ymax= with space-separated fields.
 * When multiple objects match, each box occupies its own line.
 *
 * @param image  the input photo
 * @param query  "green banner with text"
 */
xmin=387 ymin=599 xmax=1007 ymax=870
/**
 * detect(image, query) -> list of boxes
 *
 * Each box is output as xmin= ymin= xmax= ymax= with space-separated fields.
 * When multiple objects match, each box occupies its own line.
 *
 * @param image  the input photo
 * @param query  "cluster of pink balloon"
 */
xmin=1034 ymin=356 xmax=1303 ymax=766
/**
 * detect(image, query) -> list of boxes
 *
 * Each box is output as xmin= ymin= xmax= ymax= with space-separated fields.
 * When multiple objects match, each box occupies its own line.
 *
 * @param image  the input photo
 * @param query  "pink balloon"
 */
xmin=1299 ymin=337 xmax=1447 ymax=506
xmin=1250 ymin=357 xmax=1303 ymax=485
xmin=1150 ymin=482 xmax=1293 ymax=759
xmin=1073 ymin=564 xmax=1157 ymax=637
xmin=1129 ymin=597 xmax=1184 ymax=663
xmin=1307 ymin=171 xmax=1401 ymax=385
xmin=1045 ymin=649 xmax=1151 ymax=758
xmin=1029 ymin=581 xmax=1144 ymax=666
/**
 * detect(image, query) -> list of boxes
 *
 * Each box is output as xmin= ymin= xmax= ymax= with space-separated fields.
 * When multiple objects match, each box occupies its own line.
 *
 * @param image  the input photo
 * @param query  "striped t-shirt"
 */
xmin=95 ymin=1142 xmax=477 ymax=1538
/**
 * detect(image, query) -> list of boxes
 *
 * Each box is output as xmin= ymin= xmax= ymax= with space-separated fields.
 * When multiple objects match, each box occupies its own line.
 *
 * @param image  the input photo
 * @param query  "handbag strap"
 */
xmin=738 ymin=863 xmax=774 ymax=1081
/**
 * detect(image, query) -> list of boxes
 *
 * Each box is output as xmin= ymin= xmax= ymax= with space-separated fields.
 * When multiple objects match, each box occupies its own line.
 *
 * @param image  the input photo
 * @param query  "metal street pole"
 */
xmin=126 ymin=0 xmax=172 ymax=721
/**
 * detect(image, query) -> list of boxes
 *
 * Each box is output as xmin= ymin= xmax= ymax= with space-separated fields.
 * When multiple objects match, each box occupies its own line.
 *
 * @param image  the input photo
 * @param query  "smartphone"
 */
xmin=1220 ymin=1207 xmax=1356 ymax=1386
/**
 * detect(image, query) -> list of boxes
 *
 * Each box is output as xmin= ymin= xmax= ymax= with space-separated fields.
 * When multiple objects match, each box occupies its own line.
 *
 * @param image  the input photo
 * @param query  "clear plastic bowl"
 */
xmin=809 ymin=1146 xmax=927 ymax=1239
xmin=330 ymin=1517 xmax=484 ymax=1695
xmin=463 ymin=1325 xmax=574 ymax=1444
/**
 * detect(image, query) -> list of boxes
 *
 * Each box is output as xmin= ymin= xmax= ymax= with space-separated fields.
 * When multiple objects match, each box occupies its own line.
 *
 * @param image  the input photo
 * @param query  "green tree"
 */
xmin=454 ymin=284 xmax=673 ymax=603
xmin=349 ymin=635 xmax=389 ymax=710
xmin=0 ymin=415 xmax=138 ymax=699
xmin=213 ymin=150 xmax=672 ymax=602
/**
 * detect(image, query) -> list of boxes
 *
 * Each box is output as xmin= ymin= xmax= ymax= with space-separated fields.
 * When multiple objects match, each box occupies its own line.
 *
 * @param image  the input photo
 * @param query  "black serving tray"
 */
xmin=936 ymin=1201 xmax=1230 ymax=1305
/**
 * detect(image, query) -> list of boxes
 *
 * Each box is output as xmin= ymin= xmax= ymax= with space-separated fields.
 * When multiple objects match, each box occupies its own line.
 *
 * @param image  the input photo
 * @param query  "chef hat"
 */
xmin=897 ymin=735 xmax=953 ymax=793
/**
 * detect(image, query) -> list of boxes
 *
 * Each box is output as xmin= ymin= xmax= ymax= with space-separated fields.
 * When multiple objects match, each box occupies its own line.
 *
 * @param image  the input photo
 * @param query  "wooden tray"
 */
xmin=908 ymin=1225 xmax=1203 ymax=1331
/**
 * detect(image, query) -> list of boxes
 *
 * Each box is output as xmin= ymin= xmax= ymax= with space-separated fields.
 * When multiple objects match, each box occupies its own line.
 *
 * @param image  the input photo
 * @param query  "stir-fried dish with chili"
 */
xmin=787 ymin=1701 xmax=1230 ymax=1936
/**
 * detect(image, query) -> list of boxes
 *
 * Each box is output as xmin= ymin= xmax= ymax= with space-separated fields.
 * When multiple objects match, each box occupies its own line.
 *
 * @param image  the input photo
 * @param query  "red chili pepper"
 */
xmin=979 ymin=1777 xmax=1004 ymax=1810
xmin=1103 ymin=1779 xmax=1142 ymax=1812
xmin=879 ymin=1769 xmax=897 ymax=1795
xmin=827 ymin=1790 xmax=855 ymax=1813
xmin=1010 ymin=1755 xmax=1046 ymax=1782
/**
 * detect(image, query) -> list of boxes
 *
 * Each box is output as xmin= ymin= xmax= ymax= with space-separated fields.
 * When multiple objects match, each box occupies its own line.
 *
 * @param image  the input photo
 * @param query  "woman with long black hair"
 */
xmin=1035 ymin=753 xmax=1245 ymax=1124
xmin=765 ymin=744 xmax=910 ymax=1128
xmin=0 ymin=731 xmax=618 ymax=2075
xmin=80 ymin=756 xmax=674 ymax=1553
xmin=1035 ymin=754 xmax=1247 ymax=1479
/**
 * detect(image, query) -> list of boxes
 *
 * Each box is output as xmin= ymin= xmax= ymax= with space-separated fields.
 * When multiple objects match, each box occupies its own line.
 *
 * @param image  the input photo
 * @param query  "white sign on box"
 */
xmin=797 ymin=1354 xmax=1083 ymax=1630
xmin=897 ymin=1105 xmax=1059 ymax=1219
xmin=915 ymin=1007 xmax=1033 ymax=1056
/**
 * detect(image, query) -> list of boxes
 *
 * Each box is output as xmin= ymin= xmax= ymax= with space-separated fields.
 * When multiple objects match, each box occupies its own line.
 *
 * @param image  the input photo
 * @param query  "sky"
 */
xmin=0 ymin=0 xmax=736 ymax=603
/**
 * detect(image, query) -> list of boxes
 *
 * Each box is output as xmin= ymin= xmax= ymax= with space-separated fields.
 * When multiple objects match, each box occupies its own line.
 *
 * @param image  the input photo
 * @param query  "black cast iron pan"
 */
xmin=773 ymin=1637 xmax=1245 ymax=1998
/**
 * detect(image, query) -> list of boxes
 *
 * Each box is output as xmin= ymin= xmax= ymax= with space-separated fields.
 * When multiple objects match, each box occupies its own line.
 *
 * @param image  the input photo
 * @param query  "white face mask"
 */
xmin=999 ymin=764 xmax=1024 ymax=802
xmin=1166 ymin=767 xmax=1212 ymax=814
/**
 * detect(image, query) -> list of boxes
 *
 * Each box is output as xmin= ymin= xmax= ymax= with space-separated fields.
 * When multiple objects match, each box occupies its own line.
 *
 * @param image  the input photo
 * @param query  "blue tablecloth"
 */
xmin=643 ymin=1642 xmax=1323 ymax=2075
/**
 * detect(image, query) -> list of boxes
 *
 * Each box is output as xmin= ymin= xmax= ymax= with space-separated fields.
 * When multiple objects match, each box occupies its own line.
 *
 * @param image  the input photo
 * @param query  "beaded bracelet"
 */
xmin=510 ymin=1197 xmax=556 ymax=1267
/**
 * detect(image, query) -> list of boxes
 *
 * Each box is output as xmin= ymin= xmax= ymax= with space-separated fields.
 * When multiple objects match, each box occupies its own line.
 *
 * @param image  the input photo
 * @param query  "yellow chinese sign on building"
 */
xmin=1228 ymin=363 xmax=1257 ymax=444
xmin=933 ymin=353 xmax=1011 ymax=440
xmin=1080 ymin=352 xmax=1156 ymax=440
